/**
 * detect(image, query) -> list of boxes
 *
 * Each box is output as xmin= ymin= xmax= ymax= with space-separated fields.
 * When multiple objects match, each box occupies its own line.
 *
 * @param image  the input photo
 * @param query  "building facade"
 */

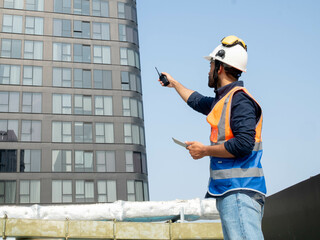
xmin=0 ymin=0 xmax=149 ymax=204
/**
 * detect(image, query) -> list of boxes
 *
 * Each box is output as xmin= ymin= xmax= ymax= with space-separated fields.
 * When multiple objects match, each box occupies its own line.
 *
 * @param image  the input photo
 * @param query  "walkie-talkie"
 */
xmin=155 ymin=67 xmax=170 ymax=86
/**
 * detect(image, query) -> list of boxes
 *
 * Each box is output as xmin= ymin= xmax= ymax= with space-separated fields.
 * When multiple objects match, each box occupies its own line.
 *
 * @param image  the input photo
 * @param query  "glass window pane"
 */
xmin=97 ymin=180 xmax=106 ymax=194
xmin=105 ymin=123 xmax=114 ymax=143
xmin=31 ymin=121 xmax=41 ymax=141
xmin=101 ymin=23 xmax=110 ymax=40
xmin=34 ymin=17 xmax=44 ymax=35
xmin=63 ymin=180 xmax=72 ymax=194
xmin=12 ymin=40 xmax=22 ymax=58
xmin=33 ymin=67 xmax=42 ymax=86
xmin=107 ymin=181 xmax=117 ymax=202
xmin=53 ymin=19 xmax=62 ymax=36
xmin=20 ymin=181 xmax=29 ymax=195
xmin=30 ymin=150 xmax=41 ymax=172
xmin=132 ymin=125 xmax=139 ymax=144
xmin=135 ymin=181 xmax=143 ymax=201
xmin=52 ymin=180 xmax=62 ymax=203
xmin=8 ymin=92 xmax=18 ymax=112
xmin=106 ymin=151 xmax=115 ymax=172
xmin=104 ymin=96 xmax=112 ymax=115
xmin=52 ymin=122 xmax=61 ymax=142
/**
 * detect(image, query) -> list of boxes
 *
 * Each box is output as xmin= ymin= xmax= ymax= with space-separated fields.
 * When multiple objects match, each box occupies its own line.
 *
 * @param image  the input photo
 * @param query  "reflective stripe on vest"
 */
xmin=211 ymin=167 xmax=264 ymax=180
xmin=206 ymin=86 xmax=266 ymax=196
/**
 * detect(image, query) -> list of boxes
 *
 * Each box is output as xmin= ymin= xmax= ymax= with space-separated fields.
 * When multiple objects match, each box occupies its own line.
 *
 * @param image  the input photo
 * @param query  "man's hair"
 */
xmin=220 ymin=62 xmax=242 ymax=80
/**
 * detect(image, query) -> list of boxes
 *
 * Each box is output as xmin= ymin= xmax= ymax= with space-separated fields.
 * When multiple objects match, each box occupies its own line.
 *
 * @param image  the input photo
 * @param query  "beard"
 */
xmin=208 ymin=72 xmax=218 ymax=88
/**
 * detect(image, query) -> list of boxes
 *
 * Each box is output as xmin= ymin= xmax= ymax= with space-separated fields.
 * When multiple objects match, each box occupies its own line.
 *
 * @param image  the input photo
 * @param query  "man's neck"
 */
xmin=218 ymin=77 xmax=237 ymax=88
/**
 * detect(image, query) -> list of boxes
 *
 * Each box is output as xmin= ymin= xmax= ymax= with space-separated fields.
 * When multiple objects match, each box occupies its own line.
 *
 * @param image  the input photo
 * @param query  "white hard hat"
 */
xmin=204 ymin=39 xmax=248 ymax=72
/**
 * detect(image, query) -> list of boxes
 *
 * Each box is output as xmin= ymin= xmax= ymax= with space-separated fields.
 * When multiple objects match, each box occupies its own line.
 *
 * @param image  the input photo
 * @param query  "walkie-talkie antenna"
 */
xmin=155 ymin=67 xmax=161 ymax=77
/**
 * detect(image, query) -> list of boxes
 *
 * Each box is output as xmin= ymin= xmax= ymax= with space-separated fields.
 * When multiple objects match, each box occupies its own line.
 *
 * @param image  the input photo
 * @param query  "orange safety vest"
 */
xmin=206 ymin=86 xmax=266 ymax=196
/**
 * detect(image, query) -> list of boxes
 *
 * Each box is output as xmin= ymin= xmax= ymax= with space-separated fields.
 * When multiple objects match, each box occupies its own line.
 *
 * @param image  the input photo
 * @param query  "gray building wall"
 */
xmin=0 ymin=0 xmax=149 ymax=204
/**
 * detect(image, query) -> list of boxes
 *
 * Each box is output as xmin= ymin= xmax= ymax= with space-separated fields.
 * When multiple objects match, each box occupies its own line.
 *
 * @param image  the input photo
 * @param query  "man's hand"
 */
xmin=156 ymin=72 xmax=194 ymax=103
xmin=186 ymin=141 xmax=208 ymax=160
xmin=158 ymin=72 xmax=177 ymax=88
xmin=186 ymin=141 xmax=236 ymax=159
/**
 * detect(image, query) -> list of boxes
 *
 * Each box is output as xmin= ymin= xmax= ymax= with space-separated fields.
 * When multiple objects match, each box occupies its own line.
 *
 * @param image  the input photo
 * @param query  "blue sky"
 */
xmin=137 ymin=0 xmax=320 ymax=201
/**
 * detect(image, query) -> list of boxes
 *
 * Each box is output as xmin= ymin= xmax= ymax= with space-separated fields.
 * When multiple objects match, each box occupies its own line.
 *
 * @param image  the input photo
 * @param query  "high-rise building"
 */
xmin=0 ymin=0 xmax=149 ymax=204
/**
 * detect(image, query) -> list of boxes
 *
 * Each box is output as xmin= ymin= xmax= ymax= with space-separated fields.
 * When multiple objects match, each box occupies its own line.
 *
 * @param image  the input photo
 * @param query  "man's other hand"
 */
xmin=186 ymin=141 xmax=207 ymax=160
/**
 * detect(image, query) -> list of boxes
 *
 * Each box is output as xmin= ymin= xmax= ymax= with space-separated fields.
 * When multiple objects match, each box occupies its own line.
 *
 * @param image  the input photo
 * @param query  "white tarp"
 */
xmin=0 ymin=198 xmax=219 ymax=222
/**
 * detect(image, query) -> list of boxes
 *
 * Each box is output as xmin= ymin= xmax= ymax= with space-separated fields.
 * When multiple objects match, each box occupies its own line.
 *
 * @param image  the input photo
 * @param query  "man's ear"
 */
xmin=218 ymin=64 xmax=224 ymax=74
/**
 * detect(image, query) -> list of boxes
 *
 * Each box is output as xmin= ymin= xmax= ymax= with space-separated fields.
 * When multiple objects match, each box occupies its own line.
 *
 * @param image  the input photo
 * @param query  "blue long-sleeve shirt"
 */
xmin=187 ymin=81 xmax=261 ymax=158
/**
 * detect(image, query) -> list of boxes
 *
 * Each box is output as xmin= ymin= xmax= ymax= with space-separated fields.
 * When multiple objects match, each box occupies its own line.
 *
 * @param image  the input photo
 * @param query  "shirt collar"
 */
xmin=215 ymin=81 xmax=244 ymax=99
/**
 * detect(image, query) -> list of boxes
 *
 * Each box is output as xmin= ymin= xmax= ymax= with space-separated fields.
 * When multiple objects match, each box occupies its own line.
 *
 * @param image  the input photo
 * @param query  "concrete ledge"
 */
xmin=1 ymin=218 xmax=223 ymax=239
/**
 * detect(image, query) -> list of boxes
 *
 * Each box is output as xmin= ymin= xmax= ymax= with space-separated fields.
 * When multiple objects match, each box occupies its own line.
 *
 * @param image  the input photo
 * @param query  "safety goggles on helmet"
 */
xmin=221 ymin=35 xmax=247 ymax=51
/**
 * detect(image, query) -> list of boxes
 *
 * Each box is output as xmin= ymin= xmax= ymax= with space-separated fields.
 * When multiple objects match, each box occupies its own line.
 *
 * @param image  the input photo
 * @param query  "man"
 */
xmin=158 ymin=36 xmax=266 ymax=239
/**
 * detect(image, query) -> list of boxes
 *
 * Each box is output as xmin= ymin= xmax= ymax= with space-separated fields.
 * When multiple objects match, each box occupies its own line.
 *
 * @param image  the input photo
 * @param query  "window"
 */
xmin=20 ymin=149 xmax=41 ymax=172
xmin=92 ymin=0 xmax=109 ymax=17
xmin=119 ymin=24 xmax=138 ymax=45
xmin=0 ymin=65 xmax=20 ymax=85
xmin=141 ymin=154 xmax=147 ymax=174
xmin=25 ymin=16 xmax=43 ymax=35
xmin=0 ymin=181 xmax=16 ymax=204
xmin=0 ymin=92 xmax=19 ymax=112
xmin=2 ymin=15 xmax=23 ymax=33
xmin=4 ymin=0 xmax=23 ymax=9
xmin=52 ymin=180 xmax=72 ymax=203
xmin=75 ymin=122 xmax=92 ymax=143
xmin=96 ymin=151 xmax=115 ymax=172
xmin=74 ymin=44 xmax=91 ymax=63
xmin=20 ymin=180 xmax=40 ymax=203
xmin=24 ymin=40 xmax=43 ymax=60
xmin=52 ymin=68 xmax=72 ymax=87
xmin=95 ymin=96 xmax=112 ymax=115
xmin=75 ymin=180 xmax=94 ymax=203
xmin=125 ymin=151 xmax=147 ymax=174
xmin=124 ymin=124 xmax=145 ymax=145
xmin=54 ymin=0 xmax=71 ymax=13
xmin=74 ymin=0 xmax=90 ymax=15
xmin=75 ymin=151 xmax=93 ymax=172
xmin=143 ymin=182 xmax=149 ymax=201
xmin=52 ymin=150 xmax=72 ymax=172
xmin=120 ymin=48 xmax=140 ymax=68
xmin=0 ymin=120 xmax=19 ymax=142
xmin=53 ymin=19 xmax=71 ymax=37
xmin=95 ymin=123 xmax=114 ymax=143
xmin=21 ymin=120 xmax=41 ymax=142
xmin=118 ymin=2 xmax=137 ymax=22
xmin=0 ymin=150 xmax=17 ymax=172
xmin=22 ymin=92 xmax=42 ymax=113
xmin=121 ymin=72 xmax=142 ymax=93
xmin=124 ymin=123 xmax=145 ymax=145
xmin=23 ymin=66 xmax=42 ymax=86
xmin=74 ymin=95 xmax=92 ymax=115
xmin=53 ymin=42 xmax=71 ymax=61
xmin=118 ymin=2 xmax=125 ymax=18
xmin=92 ymin=22 xmax=110 ymax=40
xmin=52 ymin=94 xmax=72 ymax=114
xmin=122 ymin=97 xmax=143 ymax=119
xmin=93 ymin=45 xmax=111 ymax=64
xmin=52 ymin=121 xmax=72 ymax=143
xmin=127 ymin=180 xmax=146 ymax=201
xmin=97 ymin=180 xmax=116 ymax=203
xmin=73 ymin=21 xmax=90 ymax=39
xmin=1 ymin=39 xmax=21 ymax=58
xmin=93 ymin=70 xmax=112 ymax=89
xmin=26 ymin=0 xmax=44 ymax=11
xmin=74 ymin=69 xmax=91 ymax=88
xmin=125 ymin=151 xmax=134 ymax=172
